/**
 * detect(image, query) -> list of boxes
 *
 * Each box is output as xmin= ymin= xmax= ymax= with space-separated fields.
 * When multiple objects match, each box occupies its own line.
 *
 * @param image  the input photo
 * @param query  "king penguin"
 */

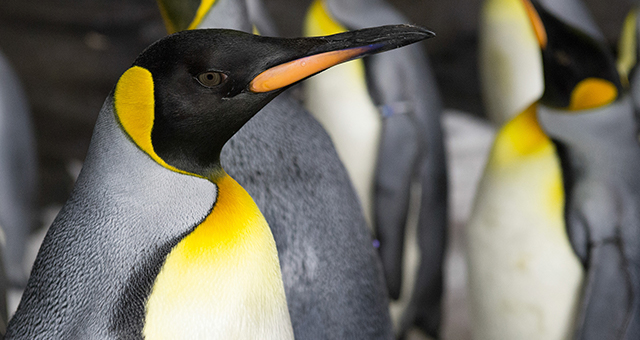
xmin=0 ymin=50 xmax=38 ymax=292
xmin=303 ymin=1 xmax=448 ymax=338
xmin=467 ymin=0 xmax=610 ymax=338
xmin=156 ymin=0 xmax=409 ymax=338
xmin=527 ymin=0 xmax=640 ymax=337
xmin=4 ymin=25 xmax=433 ymax=339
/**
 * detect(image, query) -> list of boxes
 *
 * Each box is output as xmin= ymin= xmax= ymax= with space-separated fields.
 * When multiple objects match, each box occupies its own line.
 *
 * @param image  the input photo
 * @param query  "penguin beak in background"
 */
xmin=249 ymin=24 xmax=434 ymax=93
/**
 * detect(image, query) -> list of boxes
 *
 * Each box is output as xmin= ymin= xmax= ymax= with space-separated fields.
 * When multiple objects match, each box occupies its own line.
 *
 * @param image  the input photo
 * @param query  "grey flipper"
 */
xmin=194 ymin=1 xmax=394 ymax=338
xmin=375 ymin=112 xmax=418 ymax=299
xmin=223 ymin=94 xmax=393 ymax=339
xmin=538 ymin=97 xmax=640 ymax=340
xmin=538 ymin=0 xmax=605 ymax=42
xmin=0 ymin=50 xmax=37 ymax=288
xmin=325 ymin=0 xmax=448 ymax=336
xmin=6 ymin=96 xmax=215 ymax=339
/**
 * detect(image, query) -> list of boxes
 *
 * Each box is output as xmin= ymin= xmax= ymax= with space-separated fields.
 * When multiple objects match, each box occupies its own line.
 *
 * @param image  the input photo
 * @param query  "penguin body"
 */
xmin=527 ymin=0 xmax=639 ymax=337
xmin=538 ymin=96 xmax=640 ymax=339
xmin=0 ymin=50 xmax=37 ymax=288
xmin=466 ymin=105 xmax=583 ymax=340
xmin=469 ymin=0 xmax=600 ymax=338
xmin=7 ymin=22 xmax=432 ymax=338
xmin=7 ymin=96 xmax=221 ymax=338
xmin=304 ymin=0 xmax=448 ymax=337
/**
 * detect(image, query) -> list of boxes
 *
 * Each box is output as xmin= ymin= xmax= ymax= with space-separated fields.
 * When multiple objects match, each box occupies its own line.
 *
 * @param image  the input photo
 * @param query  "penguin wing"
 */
xmin=365 ymin=34 xmax=447 ymax=339
xmin=374 ymin=111 xmax=418 ymax=299
xmin=566 ymin=181 xmax=638 ymax=340
xmin=7 ymin=98 xmax=216 ymax=339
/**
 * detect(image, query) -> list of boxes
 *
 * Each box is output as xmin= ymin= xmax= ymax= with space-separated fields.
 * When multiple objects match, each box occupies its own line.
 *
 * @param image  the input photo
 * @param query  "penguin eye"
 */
xmin=196 ymin=71 xmax=226 ymax=88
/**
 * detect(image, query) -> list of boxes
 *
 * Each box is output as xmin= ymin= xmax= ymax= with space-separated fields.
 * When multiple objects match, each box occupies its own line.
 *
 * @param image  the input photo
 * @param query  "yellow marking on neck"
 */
xmin=493 ymin=103 xmax=551 ymax=165
xmin=144 ymin=174 xmax=291 ymax=338
xmin=114 ymin=66 xmax=198 ymax=177
xmin=306 ymin=0 xmax=347 ymax=36
xmin=617 ymin=9 xmax=637 ymax=88
xmin=187 ymin=0 xmax=218 ymax=30
xmin=569 ymin=78 xmax=618 ymax=111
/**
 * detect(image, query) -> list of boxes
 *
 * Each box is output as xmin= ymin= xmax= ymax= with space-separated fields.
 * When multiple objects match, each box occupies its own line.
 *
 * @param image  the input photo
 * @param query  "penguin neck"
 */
xmin=493 ymin=103 xmax=553 ymax=166
xmin=143 ymin=170 xmax=293 ymax=338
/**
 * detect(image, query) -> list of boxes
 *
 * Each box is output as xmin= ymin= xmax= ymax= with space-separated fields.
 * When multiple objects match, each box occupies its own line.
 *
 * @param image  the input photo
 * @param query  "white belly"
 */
xmin=466 ymin=140 xmax=584 ymax=340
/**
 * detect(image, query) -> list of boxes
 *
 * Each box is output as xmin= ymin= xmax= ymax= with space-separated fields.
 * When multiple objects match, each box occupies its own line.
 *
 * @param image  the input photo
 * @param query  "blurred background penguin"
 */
xmin=0 ymin=49 xmax=38 ymax=334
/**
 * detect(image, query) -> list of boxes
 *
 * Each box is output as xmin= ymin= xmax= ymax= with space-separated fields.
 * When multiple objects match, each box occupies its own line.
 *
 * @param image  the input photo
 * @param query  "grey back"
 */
xmin=6 ymin=96 xmax=216 ymax=339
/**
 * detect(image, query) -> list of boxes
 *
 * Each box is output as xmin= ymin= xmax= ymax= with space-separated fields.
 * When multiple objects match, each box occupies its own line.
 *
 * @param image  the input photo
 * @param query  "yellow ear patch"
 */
xmin=305 ymin=0 xmax=347 ymax=36
xmin=569 ymin=78 xmax=618 ymax=111
xmin=521 ymin=0 xmax=547 ymax=48
xmin=114 ymin=66 xmax=195 ymax=176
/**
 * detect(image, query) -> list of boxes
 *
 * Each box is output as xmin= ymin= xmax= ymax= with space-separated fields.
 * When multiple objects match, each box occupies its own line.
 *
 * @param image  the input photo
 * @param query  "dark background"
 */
xmin=0 ymin=0 xmax=631 ymax=210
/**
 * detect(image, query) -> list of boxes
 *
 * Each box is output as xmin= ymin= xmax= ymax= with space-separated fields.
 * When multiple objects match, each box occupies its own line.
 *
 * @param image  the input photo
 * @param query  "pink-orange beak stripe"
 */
xmin=249 ymin=46 xmax=372 ymax=93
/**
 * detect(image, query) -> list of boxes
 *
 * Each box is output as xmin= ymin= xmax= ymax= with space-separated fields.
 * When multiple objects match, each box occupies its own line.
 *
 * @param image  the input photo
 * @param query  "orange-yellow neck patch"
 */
xmin=114 ymin=66 xmax=197 ymax=177
xmin=569 ymin=78 xmax=618 ymax=111
xmin=504 ymin=103 xmax=547 ymax=155
xmin=143 ymin=174 xmax=290 ymax=338
xmin=492 ymin=103 xmax=552 ymax=166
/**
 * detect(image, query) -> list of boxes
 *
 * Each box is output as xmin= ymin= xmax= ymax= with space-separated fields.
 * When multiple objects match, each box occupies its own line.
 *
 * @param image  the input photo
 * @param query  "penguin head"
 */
xmin=113 ymin=27 xmax=434 ymax=178
xmin=522 ymin=0 xmax=623 ymax=111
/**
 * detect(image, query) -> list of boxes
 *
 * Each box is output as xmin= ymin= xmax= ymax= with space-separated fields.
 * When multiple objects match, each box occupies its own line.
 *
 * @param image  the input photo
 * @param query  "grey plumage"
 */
xmin=204 ymin=0 xmax=394 ymax=338
xmin=538 ymin=96 xmax=640 ymax=339
xmin=223 ymin=94 xmax=393 ymax=339
xmin=0 ymin=50 xmax=37 ymax=289
xmin=321 ymin=0 xmax=448 ymax=337
xmin=6 ymin=96 xmax=216 ymax=339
